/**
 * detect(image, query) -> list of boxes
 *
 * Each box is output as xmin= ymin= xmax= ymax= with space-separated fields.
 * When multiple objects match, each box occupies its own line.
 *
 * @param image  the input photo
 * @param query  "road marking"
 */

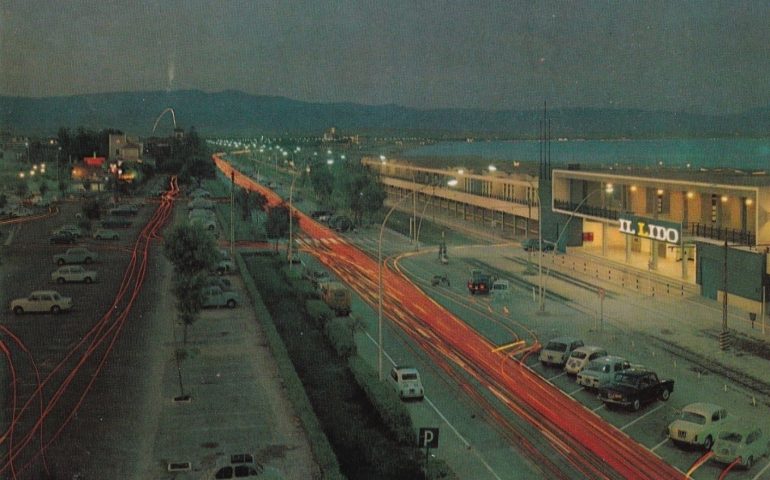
xmin=620 ymin=403 xmax=665 ymax=431
xmin=751 ymin=459 xmax=770 ymax=480
xmin=651 ymin=437 xmax=668 ymax=452
xmin=591 ymin=403 xmax=605 ymax=412
xmin=548 ymin=371 xmax=568 ymax=381
xmin=567 ymin=386 xmax=585 ymax=396
xmin=362 ymin=330 xmax=503 ymax=480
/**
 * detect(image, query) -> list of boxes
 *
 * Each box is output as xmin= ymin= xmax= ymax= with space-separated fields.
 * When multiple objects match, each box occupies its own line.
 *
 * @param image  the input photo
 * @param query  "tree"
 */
xmin=172 ymin=271 xmax=207 ymax=345
xmin=335 ymin=163 xmax=386 ymax=225
xmin=309 ymin=160 xmax=334 ymax=205
xmin=163 ymin=224 xmax=219 ymax=276
xmin=265 ymin=205 xmax=293 ymax=251
xmin=15 ymin=180 xmax=29 ymax=199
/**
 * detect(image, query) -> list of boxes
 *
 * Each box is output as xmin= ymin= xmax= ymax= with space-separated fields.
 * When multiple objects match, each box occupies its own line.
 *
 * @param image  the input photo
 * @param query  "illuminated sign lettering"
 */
xmin=618 ymin=216 xmax=681 ymax=244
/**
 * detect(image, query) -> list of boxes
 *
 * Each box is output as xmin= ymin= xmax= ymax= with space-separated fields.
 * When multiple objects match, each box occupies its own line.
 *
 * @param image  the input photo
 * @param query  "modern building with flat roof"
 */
xmin=365 ymin=156 xmax=770 ymax=314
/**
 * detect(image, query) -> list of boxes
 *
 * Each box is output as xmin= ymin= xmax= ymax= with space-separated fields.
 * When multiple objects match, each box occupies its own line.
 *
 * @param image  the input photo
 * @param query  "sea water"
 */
xmin=404 ymin=138 xmax=770 ymax=170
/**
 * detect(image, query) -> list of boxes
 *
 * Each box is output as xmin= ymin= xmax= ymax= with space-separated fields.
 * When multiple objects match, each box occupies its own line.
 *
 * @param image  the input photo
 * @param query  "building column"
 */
xmin=625 ymin=234 xmax=631 ymax=263
xmin=602 ymin=222 xmax=607 ymax=257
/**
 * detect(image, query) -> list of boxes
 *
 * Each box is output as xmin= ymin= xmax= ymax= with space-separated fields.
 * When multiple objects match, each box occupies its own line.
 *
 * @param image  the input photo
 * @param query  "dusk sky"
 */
xmin=2 ymin=0 xmax=770 ymax=114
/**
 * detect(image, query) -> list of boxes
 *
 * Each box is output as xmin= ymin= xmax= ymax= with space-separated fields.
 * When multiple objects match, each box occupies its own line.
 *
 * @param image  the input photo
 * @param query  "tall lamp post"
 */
xmin=378 ymin=181 xmax=443 ymax=380
xmin=538 ymin=185 xmax=614 ymax=312
xmin=288 ymin=170 xmax=298 ymax=268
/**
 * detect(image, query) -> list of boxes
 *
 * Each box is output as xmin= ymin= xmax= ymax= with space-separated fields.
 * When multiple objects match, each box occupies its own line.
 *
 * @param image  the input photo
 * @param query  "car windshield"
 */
xmin=401 ymin=373 xmax=418 ymax=381
xmin=613 ymin=372 xmax=638 ymax=386
xmin=545 ymin=342 xmax=567 ymax=352
xmin=718 ymin=431 xmax=743 ymax=443
xmin=571 ymin=351 xmax=587 ymax=360
xmin=679 ymin=411 xmax=706 ymax=425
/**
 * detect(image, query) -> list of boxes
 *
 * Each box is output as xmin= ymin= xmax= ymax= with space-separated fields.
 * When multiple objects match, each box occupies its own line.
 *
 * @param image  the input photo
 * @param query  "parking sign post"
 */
xmin=418 ymin=428 xmax=439 ymax=477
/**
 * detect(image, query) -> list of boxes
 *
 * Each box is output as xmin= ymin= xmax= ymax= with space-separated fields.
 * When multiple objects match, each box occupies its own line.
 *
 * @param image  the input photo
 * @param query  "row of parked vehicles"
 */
xmin=537 ymin=335 xmax=768 ymax=469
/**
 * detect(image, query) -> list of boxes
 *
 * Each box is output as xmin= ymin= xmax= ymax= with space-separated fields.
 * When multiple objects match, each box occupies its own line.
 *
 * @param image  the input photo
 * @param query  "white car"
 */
xmin=539 ymin=336 xmax=584 ymax=367
xmin=564 ymin=345 xmax=608 ymax=375
xmin=51 ymin=265 xmax=97 ymax=284
xmin=576 ymin=355 xmax=632 ymax=389
xmin=53 ymin=224 xmax=83 ymax=238
xmin=388 ymin=366 xmax=424 ymax=400
xmin=668 ymin=403 xmax=728 ymax=450
xmin=10 ymin=290 xmax=72 ymax=314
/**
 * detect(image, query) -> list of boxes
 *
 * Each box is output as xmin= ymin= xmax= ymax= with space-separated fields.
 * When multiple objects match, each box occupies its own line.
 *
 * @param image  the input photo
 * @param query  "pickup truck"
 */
xmin=53 ymin=247 xmax=98 ymax=266
xmin=467 ymin=269 xmax=496 ymax=295
xmin=597 ymin=368 xmax=674 ymax=411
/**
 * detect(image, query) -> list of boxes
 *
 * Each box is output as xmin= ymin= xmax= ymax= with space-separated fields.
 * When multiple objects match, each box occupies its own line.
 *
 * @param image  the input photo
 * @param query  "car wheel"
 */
xmin=703 ymin=435 xmax=714 ymax=451
xmin=13 ymin=306 xmax=24 ymax=315
xmin=226 ymin=299 xmax=236 ymax=308
xmin=84 ymin=257 xmax=92 ymax=264
xmin=631 ymin=399 xmax=641 ymax=411
xmin=51 ymin=305 xmax=61 ymax=314
xmin=84 ymin=277 xmax=93 ymax=284
xmin=56 ymin=277 xmax=65 ymax=284
xmin=660 ymin=389 xmax=670 ymax=401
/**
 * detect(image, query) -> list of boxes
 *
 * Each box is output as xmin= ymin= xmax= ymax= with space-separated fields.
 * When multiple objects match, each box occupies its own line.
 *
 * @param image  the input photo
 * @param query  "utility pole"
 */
xmin=720 ymin=239 xmax=730 ymax=350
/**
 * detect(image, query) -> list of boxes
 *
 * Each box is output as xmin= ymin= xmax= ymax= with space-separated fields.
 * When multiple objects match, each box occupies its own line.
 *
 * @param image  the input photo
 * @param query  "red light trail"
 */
xmin=215 ymin=154 xmax=685 ymax=479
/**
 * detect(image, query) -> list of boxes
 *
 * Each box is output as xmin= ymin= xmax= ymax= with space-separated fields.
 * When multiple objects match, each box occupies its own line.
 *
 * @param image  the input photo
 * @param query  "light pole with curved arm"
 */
xmin=539 ymin=185 xmax=614 ymax=312
xmin=378 ymin=181 xmax=441 ymax=381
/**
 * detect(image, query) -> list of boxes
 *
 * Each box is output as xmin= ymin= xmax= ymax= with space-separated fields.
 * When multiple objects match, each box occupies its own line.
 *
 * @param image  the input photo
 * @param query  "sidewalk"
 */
xmin=139 ymin=260 xmax=318 ymax=479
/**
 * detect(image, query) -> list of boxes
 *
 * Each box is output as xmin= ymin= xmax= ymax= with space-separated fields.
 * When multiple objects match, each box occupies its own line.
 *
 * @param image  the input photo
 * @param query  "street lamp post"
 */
xmin=288 ymin=170 xmax=298 ymax=268
xmin=538 ymin=186 xmax=613 ymax=312
xmin=378 ymin=182 xmax=439 ymax=381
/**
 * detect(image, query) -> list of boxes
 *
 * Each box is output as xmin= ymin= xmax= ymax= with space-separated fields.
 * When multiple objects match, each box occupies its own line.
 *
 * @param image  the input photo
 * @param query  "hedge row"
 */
xmin=234 ymin=252 xmax=344 ymax=480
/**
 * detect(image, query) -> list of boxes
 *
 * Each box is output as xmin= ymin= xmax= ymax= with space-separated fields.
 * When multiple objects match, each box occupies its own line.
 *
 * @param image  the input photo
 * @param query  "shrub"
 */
xmin=306 ymin=299 xmax=333 ymax=327
xmin=348 ymin=356 xmax=415 ymax=445
xmin=325 ymin=316 xmax=357 ymax=359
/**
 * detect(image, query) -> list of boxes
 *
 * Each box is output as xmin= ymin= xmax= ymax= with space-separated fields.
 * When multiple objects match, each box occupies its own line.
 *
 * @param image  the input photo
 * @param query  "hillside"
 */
xmin=0 ymin=90 xmax=768 ymax=138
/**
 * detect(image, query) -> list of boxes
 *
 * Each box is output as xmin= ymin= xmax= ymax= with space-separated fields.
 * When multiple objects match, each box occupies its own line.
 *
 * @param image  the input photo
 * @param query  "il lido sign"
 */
xmin=618 ymin=215 xmax=681 ymax=244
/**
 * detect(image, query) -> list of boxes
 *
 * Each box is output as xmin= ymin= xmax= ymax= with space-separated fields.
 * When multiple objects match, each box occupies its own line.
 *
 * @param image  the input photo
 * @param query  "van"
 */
xmin=320 ymin=281 xmax=351 ymax=316
xmin=388 ymin=366 xmax=424 ymax=400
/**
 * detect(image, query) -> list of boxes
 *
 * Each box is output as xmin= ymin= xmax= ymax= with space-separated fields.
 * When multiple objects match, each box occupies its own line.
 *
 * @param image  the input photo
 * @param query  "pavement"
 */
xmin=138 ymin=210 xmax=318 ymax=479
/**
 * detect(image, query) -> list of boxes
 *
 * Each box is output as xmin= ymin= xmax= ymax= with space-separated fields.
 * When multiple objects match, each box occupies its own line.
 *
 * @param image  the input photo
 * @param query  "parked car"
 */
xmin=522 ymin=238 xmax=555 ymax=252
xmin=539 ymin=336 xmax=584 ymax=367
xmin=53 ymin=247 xmax=98 ymax=265
xmin=668 ymin=403 xmax=728 ymax=450
xmin=49 ymin=231 xmax=77 ymax=244
xmin=597 ymin=368 xmax=674 ymax=411
xmin=310 ymin=210 xmax=334 ymax=223
xmin=188 ymin=198 xmax=215 ymax=210
xmin=51 ymin=265 xmax=97 ymax=284
xmin=190 ymin=216 xmax=217 ymax=231
xmin=712 ymin=424 xmax=769 ymax=469
xmin=205 ymin=276 xmax=233 ymax=291
xmin=388 ymin=366 xmax=424 ymax=400
xmin=93 ymin=228 xmax=120 ymax=240
xmin=53 ymin=224 xmax=83 ymax=238
xmin=10 ymin=290 xmax=72 ymax=314
xmin=108 ymin=204 xmax=139 ymax=216
xmin=328 ymin=214 xmax=353 ymax=232
xmin=101 ymin=216 xmax=132 ymax=228
xmin=190 ymin=188 xmax=211 ymax=199
xmin=303 ymin=268 xmax=330 ymax=289
xmin=564 ymin=345 xmax=608 ymax=375
xmin=576 ymin=355 xmax=632 ymax=390
xmin=201 ymin=286 xmax=240 ymax=308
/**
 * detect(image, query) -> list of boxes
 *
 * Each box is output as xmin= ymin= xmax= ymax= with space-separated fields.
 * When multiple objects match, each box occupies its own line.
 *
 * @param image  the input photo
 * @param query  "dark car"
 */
xmin=597 ymin=368 xmax=674 ymax=411
xmin=49 ymin=231 xmax=77 ymax=244
xmin=310 ymin=210 xmax=334 ymax=223
xmin=101 ymin=216 xmax=132 ymax=228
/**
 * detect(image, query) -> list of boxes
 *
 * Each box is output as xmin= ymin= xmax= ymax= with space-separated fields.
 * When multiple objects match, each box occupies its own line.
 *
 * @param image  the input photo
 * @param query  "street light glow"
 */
xmin=447 ymin=178 xmax=458 ymax=187
xmin=488 ymin=165 xmax=497 ymax=172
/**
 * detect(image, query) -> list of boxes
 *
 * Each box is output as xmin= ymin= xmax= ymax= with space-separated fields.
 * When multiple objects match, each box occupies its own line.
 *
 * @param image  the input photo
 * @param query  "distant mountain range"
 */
xmin=0 ymin=89 xmax=768 ymax=138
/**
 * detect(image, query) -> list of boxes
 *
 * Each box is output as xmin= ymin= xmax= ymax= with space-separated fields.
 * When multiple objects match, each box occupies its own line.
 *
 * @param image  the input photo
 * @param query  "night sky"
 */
xmin=2 ymin=0 xmax=770 ymax=114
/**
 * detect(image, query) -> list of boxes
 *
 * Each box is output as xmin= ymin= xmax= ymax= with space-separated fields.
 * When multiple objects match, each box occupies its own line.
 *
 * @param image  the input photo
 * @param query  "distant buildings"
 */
xmin=322 ymin=126 xmax=359 ymax=145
